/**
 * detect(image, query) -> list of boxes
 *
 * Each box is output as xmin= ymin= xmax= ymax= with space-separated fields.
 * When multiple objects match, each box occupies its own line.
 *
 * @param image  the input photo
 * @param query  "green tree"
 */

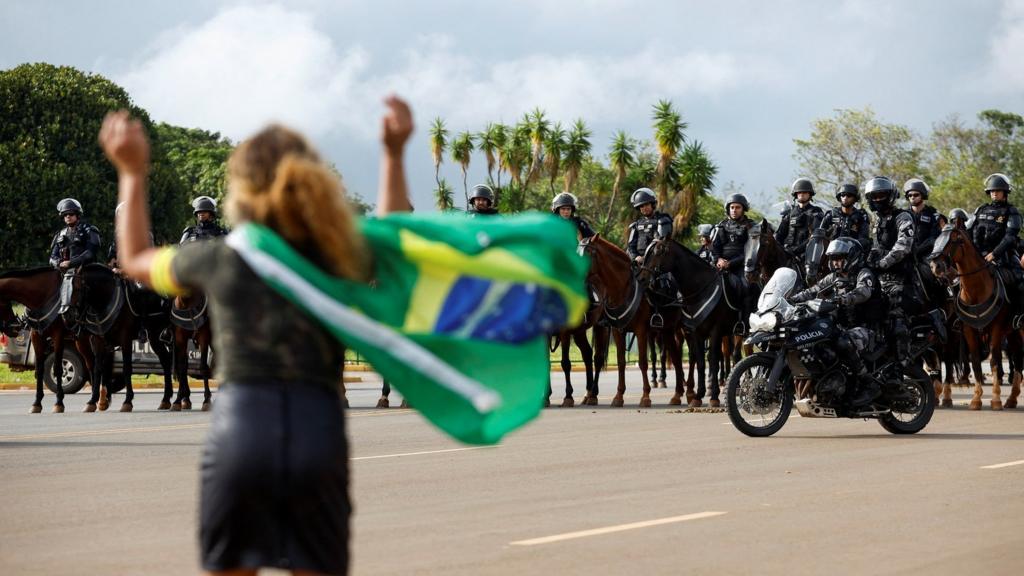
xmin=0 ymin=63 xmax=188 ymax=268
xmin=652 ymin=99 xmax=687 ymax=207
xmin=562 ymin=119 xmax=592 ymax=194
xmin=526 ymin=108 xmax=550 ymax=184
xmin=792 ymin=107 xmax=924 ymax=195
xmin=153 ymin=123 xmax=233 ymax=206
xmin=543 ymin=122 xmax=566 ymax=196
xmin=428 ymin=117 xmax=448 ymax=189
xmin=449 ymin=131 xmax=475 ymax=204
xmin=602 ymin=130 xmax=636 ymax=234
xmin=477 ymin=123 xmax=501 ymax=187
xmin=669 ymin=141 xmax=718 ymax=235
xmin=433 ymin=178 xmax=455 ymax=211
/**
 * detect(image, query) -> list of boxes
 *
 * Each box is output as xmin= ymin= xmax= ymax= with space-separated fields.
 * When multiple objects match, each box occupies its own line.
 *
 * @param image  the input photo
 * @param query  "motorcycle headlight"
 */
xmin=749 ymin=311 xmax=778 ymax=332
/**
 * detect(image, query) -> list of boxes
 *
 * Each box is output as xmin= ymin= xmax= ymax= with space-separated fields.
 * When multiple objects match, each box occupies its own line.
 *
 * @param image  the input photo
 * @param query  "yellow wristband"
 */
xmin=149 ymin=246 xmax=184 ymax=297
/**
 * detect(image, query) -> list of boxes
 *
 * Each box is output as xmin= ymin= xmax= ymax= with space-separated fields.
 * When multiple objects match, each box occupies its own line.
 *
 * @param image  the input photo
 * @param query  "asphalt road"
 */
xmin=0 ymin=372 xmax=1022 ymax=575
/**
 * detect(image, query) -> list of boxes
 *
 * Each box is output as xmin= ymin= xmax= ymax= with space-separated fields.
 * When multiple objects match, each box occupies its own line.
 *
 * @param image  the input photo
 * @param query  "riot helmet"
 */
xmin=825 ymin=236 xmax=864 ymax=275
xmin=470 ymin=184 xmax=495 ymax=206
xmin=631 ymin=187 xmax=657 ymax=209
xmin=551 ymin=192 xmax=578 ymax=214
xmin=791 ymin=178 xmax=815 ymax=198
xmin=835 ymin=184 xmax=859 ymax=202
xmin=948 ymin=208 xmax=969 ymax=227
xmin=903 ymin=178 xmax=930 ymax=200
xmin=864 ymin=176 xmax=897 ymax=212
xmin=697 ymin=223 xmax=714 ymax=238
xmin=724 ymin=193 xmax=749 ymax=215
xmin=192 ymin=196 xmax=218 ymax=215
xmin=984 ymin=173 xmax=1012 ymax=194
xmin=57 ymin=198 xmax=83 ymax=217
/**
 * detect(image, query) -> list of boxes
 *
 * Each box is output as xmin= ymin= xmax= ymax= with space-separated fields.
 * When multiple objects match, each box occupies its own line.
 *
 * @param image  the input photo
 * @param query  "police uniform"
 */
xmin=711 ymin=216 xmax=753 ymax=274
xmin=819 ymin=206 xmax=870 ymax=245
xmin=49 ymin=221 xmax=101 ymax=269
xmin=180 ymin=221 xmax=228 ymax=244
xmin=970 ymin=201 xmax=1022 ymax=267
xmin=775 ymin=202 xmax=824 ymax=259
xmin=910 ymin=205 xmax=943 ymax=260
xmin=627 ymin=211 xmax=673 ymax=260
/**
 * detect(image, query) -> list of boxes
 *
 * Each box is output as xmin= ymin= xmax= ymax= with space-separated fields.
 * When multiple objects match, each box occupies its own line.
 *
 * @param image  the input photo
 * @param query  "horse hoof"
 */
xmin=1005 ymin=398 xmax=1018 ymax=409
xmin=991 ymin=400 xmax=1003 ymax=411
xmin=669 ymin=396 xmax=682 ymax=406
xmin=610 ymin=397 xmax=624 ymax=408
xmin=968 ymin=400 xmax=982 ymax=411
xmin=639 ymin=398 xmax=652 ymax=408
xmin=30 ymin=404 xmax=42 ymax=414
xmin=170 ymin=403 xmax=182 ymax=412
xmin=658 ymin=379 xmax=667 ymax=388
xmin=99 ymin=388 xmax=109 ymax=411
xmin=202 ymin=401 xmax=211 ymax=412
xmin=561 ymin=397 xmax=575 ymax=408
xmin=158 ymin=401 xmax=171 ymax=410
xmin=375 ymin=398 xmax=390 ymax=408
xmin=182 ymin=400 xmax=192 ymax=410
xmin=52 ymin=404 xmax=65 ymax=414
xmin=688 ymin=399 xmax=703 ymax=408
xmin=399 ymin=400 xmax=410 ymax=409
xmin=98 ymin=401 xmax=109 ymax=412
xmin=940 ymin=398 xmax=953 ymax=408
xmin=709 ymin=399 xmax=721 ymax=408
xmin=83 ymin=403 xmax=97 ymax=413
xmin=120 ymin=403 xmax=133 ymax=413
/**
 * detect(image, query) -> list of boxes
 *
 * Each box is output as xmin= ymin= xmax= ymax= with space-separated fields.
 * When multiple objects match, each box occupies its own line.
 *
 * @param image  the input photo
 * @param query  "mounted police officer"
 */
xmin=818 ymin=184 xmax=870 ymax=246
xmin=626 ymin=188 xmax=672 ymax=265
xmin=551 ymin=192 xmax=595 ymax=239
xmin=712 ymin=193 xmax=757 ymax=325
xmin=467 ymin=184 xmax=499 ymax=216
xmin=968 ymin=173 xmax=1024 ymax=327
xmin=904 ymin=179 xmax=944 ymax=262
xmin=49 ymin=198 xmax=102 ymax=321
xmin=864 ymin=176 xmax=916 ymax=358
xmin=775 ymin=178 xmax=824 ymax=266
xmin=791 ymin=237 xmax=885 ymax=406
xmin=696 ymin=224 xmax=715 ymax=266
xmin=180 ymin=196 xmax=228 ymax=244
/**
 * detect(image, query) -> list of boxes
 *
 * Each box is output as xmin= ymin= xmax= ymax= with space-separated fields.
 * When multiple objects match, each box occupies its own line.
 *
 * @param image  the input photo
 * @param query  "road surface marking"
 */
xmin=981 ymin=459 xmax=1024 ymax=470
xmin=352 ymin=446 xmax=497 ymax=461
xmin=510 ymin=511 xmax=728 ymax=546
xmin=0 ymin=422 xmax=209 ymax=441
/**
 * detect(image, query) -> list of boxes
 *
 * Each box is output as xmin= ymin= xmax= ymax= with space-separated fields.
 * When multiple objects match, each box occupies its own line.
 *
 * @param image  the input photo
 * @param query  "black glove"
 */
xmin=867 ymin=250 xmax=882 ymax=268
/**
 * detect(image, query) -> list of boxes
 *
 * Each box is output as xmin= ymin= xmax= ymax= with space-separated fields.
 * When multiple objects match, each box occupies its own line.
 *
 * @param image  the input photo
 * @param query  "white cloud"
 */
xmin=984 ymin=0 xmax=1024 ymax=91
xmin=117 ymin=3 xmax=780 ymax=141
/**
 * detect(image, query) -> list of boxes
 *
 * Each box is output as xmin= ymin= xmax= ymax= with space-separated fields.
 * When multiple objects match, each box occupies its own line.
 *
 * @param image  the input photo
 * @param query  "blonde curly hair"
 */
xmin=225 ymin=124 xmax=366 ymax=280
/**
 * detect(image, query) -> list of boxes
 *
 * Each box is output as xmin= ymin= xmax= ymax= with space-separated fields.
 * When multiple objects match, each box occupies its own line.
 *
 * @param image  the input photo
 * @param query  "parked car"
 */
xmin=1 ymin=328 xmax=209 ymax=394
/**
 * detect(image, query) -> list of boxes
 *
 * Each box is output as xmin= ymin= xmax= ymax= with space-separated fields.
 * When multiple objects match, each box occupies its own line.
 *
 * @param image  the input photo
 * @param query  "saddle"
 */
xmin=171 ymin=293 xmax=209 ymax=331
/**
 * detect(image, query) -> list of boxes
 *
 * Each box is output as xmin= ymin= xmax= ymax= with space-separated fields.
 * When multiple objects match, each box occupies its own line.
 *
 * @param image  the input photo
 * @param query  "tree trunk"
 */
xmin=602 ymin=172 xmax=623 ymax=235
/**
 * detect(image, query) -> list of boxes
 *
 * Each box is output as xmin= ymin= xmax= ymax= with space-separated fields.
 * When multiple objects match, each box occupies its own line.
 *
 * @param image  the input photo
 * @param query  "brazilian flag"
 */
xmin=225 ymin=212 xmax=589 ymax=444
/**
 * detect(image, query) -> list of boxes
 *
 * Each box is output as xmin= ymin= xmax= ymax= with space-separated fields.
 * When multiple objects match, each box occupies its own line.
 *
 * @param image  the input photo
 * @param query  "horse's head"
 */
xmin=929 ymin=223 xmax=977 ymax=284
xmin=744 ymin=219 xmax=774 ymax=284
xmin=0 ymin=298 xmax=22 ymax=338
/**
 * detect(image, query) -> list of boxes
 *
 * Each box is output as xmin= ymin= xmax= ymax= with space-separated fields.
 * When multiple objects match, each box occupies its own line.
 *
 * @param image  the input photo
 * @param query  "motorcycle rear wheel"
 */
xmin=879 ymin=365 xmax=935 ymax=434
xmin=727 ymin=353 xmax=792 ymax=437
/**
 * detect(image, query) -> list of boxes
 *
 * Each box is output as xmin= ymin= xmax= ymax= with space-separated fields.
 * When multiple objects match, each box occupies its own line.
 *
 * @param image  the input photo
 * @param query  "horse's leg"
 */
xmin=990 ymin=325 xmax=1005 ymax=411
xmin=589 ymin=325 xmax=608 ymax=405
xmin=50 ymin=333 xmax=66 ymax=413
xmin=685 ymin=334 xmax=696 ymax=404
xmin=611 ymin=329 xmax=627 ymax=407
xmin=148 ymin=325 xmax=174 ymax=410
xmin=83 ymin=338 xmax=103 ymax=412
xmin=709 ymin=327 xmax=723 ymax=408
xmin=559 ymin=333 xmax=573 ymax=407
xmin=964 ymin=328 xmax=984 ymax=410
xmin=669 ymin=328 xmax=685 ymax=405
xmin=172 ymin=329 xmax=191 ymax=411
xmin=570 ymin=331 xmax=594 ymax=408
xmin=376 ymin=378 xmax=391 ymax=408
xmin=30 ymin=331 xmax=46 ymax=413
xmin=638 ymin=328 xmax=652 ymax=408
xmin=120 ymin=332 xmax=135 ymax=412
xmin=658 ymin=334 xmax=668 ymax=388
xmin=1005 ymin=332 xmax=1022 ymax=409
xmin=197 ymin=329 xmax=212 ymax=411
xmin=691 ymin=336 xmax=705 ymax=407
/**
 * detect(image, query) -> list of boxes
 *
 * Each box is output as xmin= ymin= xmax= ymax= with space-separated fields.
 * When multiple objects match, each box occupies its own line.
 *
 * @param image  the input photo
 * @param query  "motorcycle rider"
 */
xmin=626 ymin=188 xmax=672 ymax=265
xmin=967 ymin=173 xmax=1024 ymax=327
xmin=180 ymin=196 xmax=228 ymax=243
xmin=696 ymin=224 xmax=715 ymax=266
xmin=775 ymin=178 xmax=824 ymax=267
xmin=818 ymin=184 xmax=870 ymax=246
xmin=48 ymin=198 xmax=102 ymax=322
xmin=791 ymin=237 xmax=885 ymax=407
xmin=467 ymin=184 xmax=499 ymax=216
xmin=551 ymin=192 xmax=595 ymax=239
xmin=864 ymin=176 xmax=917 ymax=360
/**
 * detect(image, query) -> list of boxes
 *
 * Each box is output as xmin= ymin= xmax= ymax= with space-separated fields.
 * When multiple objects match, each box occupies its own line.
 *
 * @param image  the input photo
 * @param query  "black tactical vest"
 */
xmin=828 ymin=207 xmax=868 ymax=240
xmin=718 ymin=217 xmax=750 ymax=259
xmin=973 ymin=202 xmax=1014 ymax=253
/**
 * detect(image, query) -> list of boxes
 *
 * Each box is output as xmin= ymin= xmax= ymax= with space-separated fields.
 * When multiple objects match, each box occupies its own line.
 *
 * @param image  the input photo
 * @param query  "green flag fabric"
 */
xmin=224 ymin=212 xmax=589 ymax=445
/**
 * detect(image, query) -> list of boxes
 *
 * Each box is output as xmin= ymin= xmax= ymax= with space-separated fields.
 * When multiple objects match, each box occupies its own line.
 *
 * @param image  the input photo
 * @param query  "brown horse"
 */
xmin=930 ymin=224 xmax=1022 ymax=410
xmin=578 ymin=235 xmax=689 ymax=407
xmin=171 ymin=293 xmax=214 ymax=411
xmin=0 ymin=267 xmax=97 ymax=413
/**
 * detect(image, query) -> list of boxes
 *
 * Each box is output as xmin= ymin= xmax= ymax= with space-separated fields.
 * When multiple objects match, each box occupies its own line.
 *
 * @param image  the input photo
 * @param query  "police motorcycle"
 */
xmin=725 ymin=268 xmax=938 ymax=437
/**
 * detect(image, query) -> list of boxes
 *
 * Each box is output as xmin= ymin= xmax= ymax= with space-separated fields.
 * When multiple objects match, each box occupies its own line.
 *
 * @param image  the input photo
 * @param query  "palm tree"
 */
xmin=543 ymin=122 xmax=566 ymax=194
xmin=652 ymin=100 xmax=688 ymax=207
xmin=450 ymin=132 xmax=475 ymax=205
xmin=477 ymin=123 xmax=500 ymax=185
xmin=433 ymin=178 xmax=455 ymax=211
xmin=602 ymin=130 xmax=636 ymax=234
xmin=526 ymin=107 xmax=550 ymax=184
xmin=503 ymin=120 xmax=531 ymax=188
xmin=562 ymin=119 xmax=592 ymax=194
xmin=672 ymin=140 xmax=718 ymax=234
xmin=429 ymin=117 xmax=449 ymax=188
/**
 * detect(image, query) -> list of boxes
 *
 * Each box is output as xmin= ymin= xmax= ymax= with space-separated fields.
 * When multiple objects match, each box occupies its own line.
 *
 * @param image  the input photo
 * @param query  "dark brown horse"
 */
xmin=171 ymin=293 xmax=214 ymax=411
xmin=0 ymin=267 xmax=95 ymax=413
xmin=930 ymin=224 xmax=1022 ymax=410
xmin=578 ymin=235 xmax=689 ymax=407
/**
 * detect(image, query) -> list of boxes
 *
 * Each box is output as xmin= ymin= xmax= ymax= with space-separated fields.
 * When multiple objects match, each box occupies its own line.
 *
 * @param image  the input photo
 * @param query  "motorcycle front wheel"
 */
xmin=727 ymin=353 xmax=792 ymax=437
xmin=879 ymin=365 xmax=935 ymax=434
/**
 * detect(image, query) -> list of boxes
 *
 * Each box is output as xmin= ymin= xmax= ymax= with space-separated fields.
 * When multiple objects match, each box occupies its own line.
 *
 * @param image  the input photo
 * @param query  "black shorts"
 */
xmin=200 ymin=381 xmax=350 ymax=575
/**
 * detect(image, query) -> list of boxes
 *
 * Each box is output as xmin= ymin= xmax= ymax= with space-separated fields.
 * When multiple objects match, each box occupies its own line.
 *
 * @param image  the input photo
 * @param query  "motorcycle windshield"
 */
xmin=757 ymin=268 xmax=798 ymax=314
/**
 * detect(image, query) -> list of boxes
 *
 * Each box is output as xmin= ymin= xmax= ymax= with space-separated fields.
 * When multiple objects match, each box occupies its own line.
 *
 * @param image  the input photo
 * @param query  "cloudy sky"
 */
xmin=3 ymin=0 xmax=1023 ymax=212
